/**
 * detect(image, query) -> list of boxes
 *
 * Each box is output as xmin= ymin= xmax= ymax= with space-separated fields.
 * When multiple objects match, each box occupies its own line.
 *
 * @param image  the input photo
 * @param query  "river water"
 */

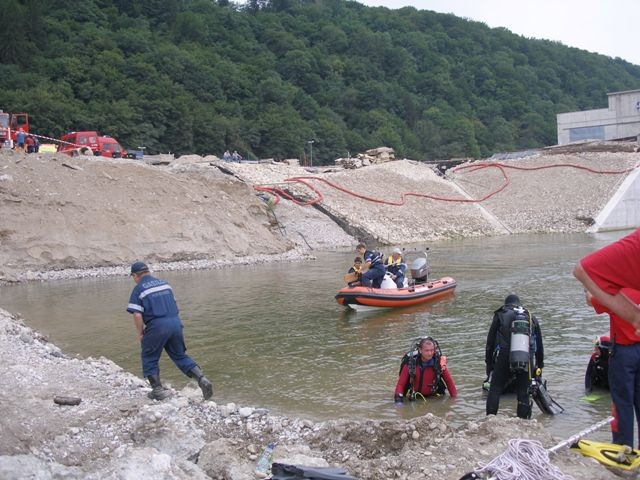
xmin=0 ymin=231 xmax=629 ymax=440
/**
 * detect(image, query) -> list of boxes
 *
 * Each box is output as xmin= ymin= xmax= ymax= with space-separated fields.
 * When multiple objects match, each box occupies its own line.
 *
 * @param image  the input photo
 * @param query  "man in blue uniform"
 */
xmin=126 ymin=261 xmax=213 ymax=401
xmin=356 ymin=242 xmax=385 ymax=288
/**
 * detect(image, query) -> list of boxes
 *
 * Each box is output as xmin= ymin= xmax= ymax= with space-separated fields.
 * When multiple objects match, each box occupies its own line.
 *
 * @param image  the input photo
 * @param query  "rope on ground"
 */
xmin=473 ymin=439 xmax=574 ymax=480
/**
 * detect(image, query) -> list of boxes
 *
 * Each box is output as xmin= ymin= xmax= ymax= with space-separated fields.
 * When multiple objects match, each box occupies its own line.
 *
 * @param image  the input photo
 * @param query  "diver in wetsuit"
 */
xmin=485 ymin=294 xmax=544 ymax=419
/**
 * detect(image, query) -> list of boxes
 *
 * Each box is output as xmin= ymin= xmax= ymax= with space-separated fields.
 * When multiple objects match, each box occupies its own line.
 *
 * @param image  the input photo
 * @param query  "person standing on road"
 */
xmin=485 ymin=294 xmax=544 ymax=419
xmin=15 ymin=128 xmax=26 ymax=152
xmin=574 ymin=228 xmax=640 ymax=448
xmin=126 ymin=261 xmax=213 ymax=401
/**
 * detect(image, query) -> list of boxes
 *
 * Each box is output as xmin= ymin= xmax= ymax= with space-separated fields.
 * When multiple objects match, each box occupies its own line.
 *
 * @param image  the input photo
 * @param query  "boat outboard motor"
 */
xmin=509 ymin=306 xmax=530 ymax=372
xmin=410 ymin=254 xmax=431 ymax=284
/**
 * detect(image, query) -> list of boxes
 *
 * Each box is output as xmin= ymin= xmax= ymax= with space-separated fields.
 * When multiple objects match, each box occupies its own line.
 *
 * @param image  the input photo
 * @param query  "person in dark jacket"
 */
xmin=126 ymin=261 xmax=213 ymax=401
xmin=356 ymin=242 xmax=385 ymax=288
xmin=485 ymin=294 xmax=544 ymax=419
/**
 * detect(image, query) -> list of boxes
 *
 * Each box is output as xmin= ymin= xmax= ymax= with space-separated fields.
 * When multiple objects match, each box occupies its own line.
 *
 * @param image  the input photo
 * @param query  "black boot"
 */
xmin=187 ymin=366 xmax=213 ymax=400
xmin=147 ymin=374 xmax=172 ymax=401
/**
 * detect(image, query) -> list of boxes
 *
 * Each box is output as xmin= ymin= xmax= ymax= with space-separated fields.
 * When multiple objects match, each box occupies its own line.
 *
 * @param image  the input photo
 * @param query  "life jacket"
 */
xmin=398 ymin=336 xmax=447 ymax=398
xmin=386 ymin=256 xmax=402 ymax=266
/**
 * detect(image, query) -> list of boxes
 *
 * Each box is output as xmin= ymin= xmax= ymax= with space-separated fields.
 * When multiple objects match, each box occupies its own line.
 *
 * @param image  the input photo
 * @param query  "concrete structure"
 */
xmin=557 ymin=89 xmax=640 ymax=145
xmin=588 ymin=168 xmax=640 ymax=233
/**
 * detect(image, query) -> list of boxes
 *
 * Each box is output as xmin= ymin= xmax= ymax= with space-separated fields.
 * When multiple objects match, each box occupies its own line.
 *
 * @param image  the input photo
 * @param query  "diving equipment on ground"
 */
xmin=271 ymin=463 xmax=358 ymax=480
xmin=458 ymin=417 xmax=614 ymax=480
xmin=571 ymin=439 xmax=640 ymax=471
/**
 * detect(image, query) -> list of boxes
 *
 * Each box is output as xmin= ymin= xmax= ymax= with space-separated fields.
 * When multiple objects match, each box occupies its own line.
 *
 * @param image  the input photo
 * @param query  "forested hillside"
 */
xmin=2 ymin=0 xmax=639 ymax=163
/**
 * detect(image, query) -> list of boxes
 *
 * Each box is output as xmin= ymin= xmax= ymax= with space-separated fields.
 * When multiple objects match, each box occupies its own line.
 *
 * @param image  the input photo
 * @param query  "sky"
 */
xmin=356 ymin=0 xmax=640 ymax=66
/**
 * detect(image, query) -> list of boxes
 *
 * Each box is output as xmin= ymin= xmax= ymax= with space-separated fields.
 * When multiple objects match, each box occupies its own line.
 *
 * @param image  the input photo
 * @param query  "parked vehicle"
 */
xmin=57 ymin=131 xmax=126 ymax=158
xmin=0 ymin=110 xmax=29 ymax=148
xmin=95 ymin=136 xmax=125 ymax=158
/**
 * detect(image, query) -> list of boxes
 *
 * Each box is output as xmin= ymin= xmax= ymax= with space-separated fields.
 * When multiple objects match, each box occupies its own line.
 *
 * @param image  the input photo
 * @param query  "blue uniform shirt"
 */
xmin=127 ymin=274 xmax=180 ymax=324
xmin=364 ymin=249 xmax=383 ymax=267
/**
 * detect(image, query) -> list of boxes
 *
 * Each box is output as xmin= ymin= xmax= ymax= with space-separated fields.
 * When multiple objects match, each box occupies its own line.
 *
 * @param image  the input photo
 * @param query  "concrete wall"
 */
xmin=588 ymin=168 xmax=640 ymax=232
xmin=557 ymin=89 xmax=640 ymax=145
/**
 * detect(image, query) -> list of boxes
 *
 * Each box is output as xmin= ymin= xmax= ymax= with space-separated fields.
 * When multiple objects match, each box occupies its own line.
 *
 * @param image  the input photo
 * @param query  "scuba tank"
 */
xmin=509 ymin=306 xmax=530 ymax=372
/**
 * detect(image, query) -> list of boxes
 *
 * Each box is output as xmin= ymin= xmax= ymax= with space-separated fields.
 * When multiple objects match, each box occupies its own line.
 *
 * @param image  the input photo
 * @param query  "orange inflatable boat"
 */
xmin=335 ymin=276 xmax=456 ymax=311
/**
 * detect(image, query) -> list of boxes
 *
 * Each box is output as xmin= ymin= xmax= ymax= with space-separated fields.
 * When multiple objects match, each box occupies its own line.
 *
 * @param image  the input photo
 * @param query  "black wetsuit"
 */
xmin=485 ymin=304 xmax=544 ymax=419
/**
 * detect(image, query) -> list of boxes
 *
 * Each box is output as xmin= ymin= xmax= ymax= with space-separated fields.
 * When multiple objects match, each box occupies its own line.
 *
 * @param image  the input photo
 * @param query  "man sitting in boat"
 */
xmin=394 ymin=337 xmax=457 ymax=404
xmin=385 ymin=247 xmax=407 ymax=288
xmin=356 ymin=242 xmax=385 ymax=288
xmin=344 ymin=257 xmax=362 ymax=287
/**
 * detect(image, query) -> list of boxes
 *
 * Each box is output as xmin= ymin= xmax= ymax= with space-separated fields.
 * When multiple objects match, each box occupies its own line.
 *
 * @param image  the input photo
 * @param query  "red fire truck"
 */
xmin=0 ymin=111 xmax=29 ymax=148
xmin=57 ymin=131 xmax=126 ymax=158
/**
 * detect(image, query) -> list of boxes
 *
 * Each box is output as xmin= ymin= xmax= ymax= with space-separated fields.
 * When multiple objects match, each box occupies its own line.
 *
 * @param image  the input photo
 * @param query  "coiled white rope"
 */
xmin=473 ymin=439 xmax=574 ymax=480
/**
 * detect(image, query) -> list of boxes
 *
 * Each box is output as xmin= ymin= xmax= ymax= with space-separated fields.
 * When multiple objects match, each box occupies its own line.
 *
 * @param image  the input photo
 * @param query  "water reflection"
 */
xmin=0 ymin=231 xmax=629 ymax=441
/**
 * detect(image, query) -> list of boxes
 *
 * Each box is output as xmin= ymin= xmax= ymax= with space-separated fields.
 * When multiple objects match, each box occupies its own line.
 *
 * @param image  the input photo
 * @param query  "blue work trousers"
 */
xmin=141 ymin=316 xmax=196 ymax=378
xmin=609 ymin=343 xmax=640 ymax=448
xmin=362 ymin=264 xmax=385 ymax=288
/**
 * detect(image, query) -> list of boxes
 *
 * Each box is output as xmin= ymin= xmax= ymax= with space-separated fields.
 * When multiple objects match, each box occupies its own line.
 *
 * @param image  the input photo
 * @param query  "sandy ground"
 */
xmin=1 ymin=143 xmax=640 ymax=479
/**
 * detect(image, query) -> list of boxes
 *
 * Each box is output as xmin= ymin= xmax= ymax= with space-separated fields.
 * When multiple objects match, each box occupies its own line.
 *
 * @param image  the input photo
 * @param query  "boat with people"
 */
xmin=336 ymin=249 xmax=457 ymax=311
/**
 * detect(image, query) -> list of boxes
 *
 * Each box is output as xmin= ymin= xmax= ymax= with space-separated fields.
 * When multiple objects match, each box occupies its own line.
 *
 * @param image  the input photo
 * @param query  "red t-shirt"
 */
xmin=581 ymin=228 xmax=640 ymax=345
xmin=590 ymin=294 xmax=640 ymax=345
xmin=580 ymin=228 xmax=640 ymax=295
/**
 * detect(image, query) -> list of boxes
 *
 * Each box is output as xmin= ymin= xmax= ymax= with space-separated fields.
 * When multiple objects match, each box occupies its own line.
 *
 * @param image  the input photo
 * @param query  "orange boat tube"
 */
xmin=335 ymin=277 xmax=456 ymax=311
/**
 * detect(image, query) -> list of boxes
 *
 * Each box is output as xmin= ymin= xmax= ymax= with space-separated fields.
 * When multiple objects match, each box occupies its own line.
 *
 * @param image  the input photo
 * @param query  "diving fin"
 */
xmin=271 ymin=463 xmax=358 ymax=480
xmin=530 ymin=377 xmax=564 ymax=415
xmin=571 ymin=439 xmax=640 ymax=471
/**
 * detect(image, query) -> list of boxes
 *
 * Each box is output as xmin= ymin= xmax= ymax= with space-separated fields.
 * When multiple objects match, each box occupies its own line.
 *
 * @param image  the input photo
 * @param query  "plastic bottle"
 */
xmin=254 ymin=442 xmax=275 ymax=478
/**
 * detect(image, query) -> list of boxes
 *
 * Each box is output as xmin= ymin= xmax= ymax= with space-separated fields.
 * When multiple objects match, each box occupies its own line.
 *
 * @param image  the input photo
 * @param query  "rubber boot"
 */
xmin=147 ymin=374 xmax=172 ymax=401
xmin=187 ymin=366 xmax=213 ymax=400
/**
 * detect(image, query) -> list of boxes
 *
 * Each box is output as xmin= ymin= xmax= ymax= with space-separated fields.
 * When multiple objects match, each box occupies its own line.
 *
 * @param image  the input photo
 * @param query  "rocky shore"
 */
xmin=1 ymin=143 xmax=638 ymax=479
xmin=0 ymin=308 xmax=619 ymax=479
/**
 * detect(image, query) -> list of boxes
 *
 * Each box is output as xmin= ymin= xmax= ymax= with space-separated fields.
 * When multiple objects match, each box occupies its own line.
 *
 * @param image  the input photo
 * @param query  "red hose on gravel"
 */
xmin=254 ymin=161 xmax=638 ymax=207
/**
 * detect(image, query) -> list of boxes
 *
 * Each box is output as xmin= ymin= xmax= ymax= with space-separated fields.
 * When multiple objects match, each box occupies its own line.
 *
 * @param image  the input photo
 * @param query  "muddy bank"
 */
xmin=2 ymin=144 xmax=639 ymax=284
xmin=0 ymin=308 xmax=618 ymax=480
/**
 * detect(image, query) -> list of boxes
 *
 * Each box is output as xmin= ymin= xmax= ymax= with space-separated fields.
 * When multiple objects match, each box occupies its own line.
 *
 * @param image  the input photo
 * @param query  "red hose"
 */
xmin=254 ymin=161 xmax=639 ymax=206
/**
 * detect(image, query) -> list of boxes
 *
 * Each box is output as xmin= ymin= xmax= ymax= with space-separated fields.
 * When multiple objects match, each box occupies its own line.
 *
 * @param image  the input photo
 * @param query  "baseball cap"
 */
xmin=392 ymin=247 xmax=402 ymax=254
xmin=130 ymin=261 xmax=149 ymax=275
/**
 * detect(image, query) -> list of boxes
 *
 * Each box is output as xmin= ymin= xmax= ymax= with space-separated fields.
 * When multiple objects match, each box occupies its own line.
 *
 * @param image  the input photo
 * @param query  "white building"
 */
xmin=557 ymin=89 xmax=640 ymax=145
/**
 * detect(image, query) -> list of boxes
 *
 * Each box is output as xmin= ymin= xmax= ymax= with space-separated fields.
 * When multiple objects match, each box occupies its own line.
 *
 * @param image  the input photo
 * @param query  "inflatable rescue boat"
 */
xmin=336 ymin=276 xmax=456 ymax=311
xmin=336 ymin=249 xmax=456 ymax=311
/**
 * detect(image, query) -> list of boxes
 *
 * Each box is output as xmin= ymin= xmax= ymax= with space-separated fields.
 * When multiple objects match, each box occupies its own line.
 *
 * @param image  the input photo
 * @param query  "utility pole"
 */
xmin=308 ymin=140 xmax=314 ymax=167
